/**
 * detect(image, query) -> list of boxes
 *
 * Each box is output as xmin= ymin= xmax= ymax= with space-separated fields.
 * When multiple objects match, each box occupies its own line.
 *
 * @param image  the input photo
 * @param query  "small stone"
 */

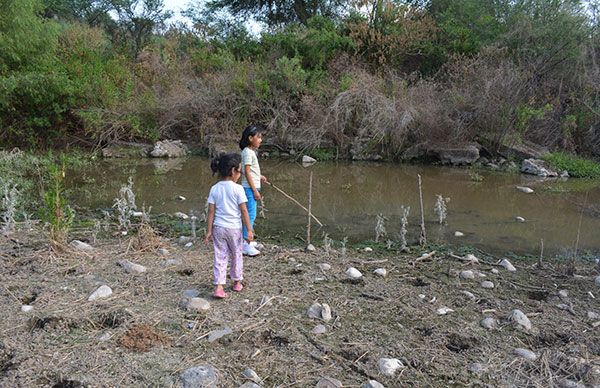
xmin=242 ymin=367 xmax=261 ymax=383
xmin=480 ymin=317 xmax=498 ymax=330
xmin=312 ymin=324 xmax=327 ymax=334
xmin=437 ymin=307 xmax=454 ymax=315
xmin=177 ymin=195 xmax=186 ymax=201
xmin=117 ymin=260 xmax=147 ymax=274
xmin=321 ymin=304 xmax=332 ymax=322
xmin=513 ymin=348 xmax=537 ymax=361
xmin=462 ymin=291 xmax=476 ymax=300
xmin=21 ymin=305 xmax=33 ymax=313
xmin=183 ymin=289 xmax=200 ymax=298
xmin=459 ymin=270 xmax=475 ymax=280
xmin=302 ymin=155 xmax=317 ymax=164
xmin=164 ymin=258 xmax=182 ymax=266
xmin=373 ymin=268 xmax=387 ymax=277
xmin=491 ymin=268 xmax=499 ymax=274
xmin=595 ymin=276 xmax=600 ymax=286
xmin=132 ymin=211 xmax=144 ymax=217
xmin=454 ymin=231 xmax=465 ymax=237
xmin=364 ymin=247 xmax=373 ymax=252
xmin=184 ymin=242 xmax=193 ymax=248
xmin=465 ymin=254 xmax=479 ymax=263
xmin=178 ymin=236 xmax=192 ymax=244
xmin=509 ymin=309 xmax=532 ymax=331
xmin=207 ymin=327 xmax=232 ymax=342
xmin=558 ymin=379 xmax=585 ymax=388
xmin=558 ymin=290 xmax=569 ymax=299
xmin=180 ymin=365 xmax=217 ymax=388
xmin=239 ymin=383 xmax=261 ymax=388
xmin=319 ymin=263 xmax=331 ymax=271
xmin=418 ymin=294 xmax=426 ymax=301
xmin=469 ymin=363 xmax=484 ymax=374
xmin=98 ymin=332 xmax=111 ymax=341
xmin=306 ymin=244 xmax=316 ymax=252
xmin=158 ymin=248 xmax=170 ymax=256
xmin=515 ymin=216 xmax=526 ymax=223
xmin=70 ymin=240 xmax=93 ymax=251
xmin=362 ymin=380 xmax=385 ymax=388
xmin=174 ymin=212 xmax=189 ymax=220
xmin=185 ymin=298 xmax=210 ymax=312
xmin=516 ymin=186 xmax=534 ymax=194
xmin=481 ymin=281 xmax=494 ymax=289
xmin=88 ymin=285 xmax=113 ymax=301
xmin=587 ymin=311 xmax=599 ymax=320
xmin=499 ymin=259 xmax=516 ymax=272
xmin=307 ymin=303 xmax=323 ymax=319
xmin=316 ymin=377 xmax=342 ymax=388
xmin=346 ymin=267 xmax=363 ymax=279
xmin=378 ymin=358 xmax=404 ymax=376
xmin=120 ymin=231 xmax=128 ymax=236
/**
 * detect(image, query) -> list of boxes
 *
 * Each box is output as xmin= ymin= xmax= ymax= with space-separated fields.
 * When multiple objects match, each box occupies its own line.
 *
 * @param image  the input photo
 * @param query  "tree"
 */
xmin=202 ymin=0 xmax=348 ymax=27
xmin=42 ymin=0 xmax=115 ymax=27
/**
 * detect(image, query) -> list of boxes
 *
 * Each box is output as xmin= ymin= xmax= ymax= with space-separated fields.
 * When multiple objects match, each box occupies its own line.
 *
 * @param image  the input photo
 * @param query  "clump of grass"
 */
xmin=113 ymin=177 xmax=137 ymax=231
xmin=375 ymin=214 xmax=387 ymax=243
xmin=543 ymin=152 xmax=600 ymax=178
xmin=40 ymin=156 xmax=75 ymax=243
xmin=399 ymin=205 xmax=410 ymax=251
xmin=434 ymin=195 xmax=448 ymax=225
xmin=1 ymin=180 xmax=19 ymax=235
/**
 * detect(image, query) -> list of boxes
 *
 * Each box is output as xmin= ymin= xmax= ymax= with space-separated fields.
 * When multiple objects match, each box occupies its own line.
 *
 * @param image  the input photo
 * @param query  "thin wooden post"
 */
xmin=418 ymin=174 xmax=427 ymax=247
xmin=307 ymin=172 xmax=313 ymax=245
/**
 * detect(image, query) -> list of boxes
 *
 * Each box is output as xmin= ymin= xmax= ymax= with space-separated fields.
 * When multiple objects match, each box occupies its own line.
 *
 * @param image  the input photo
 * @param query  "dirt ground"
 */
xmin=1 ymin=226 xmax=599 ymax=387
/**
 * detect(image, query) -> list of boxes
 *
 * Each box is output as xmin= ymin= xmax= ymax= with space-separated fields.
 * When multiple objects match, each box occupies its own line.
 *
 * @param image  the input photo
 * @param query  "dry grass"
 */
xmin=1 ymin=229 xmax=599 ymax=387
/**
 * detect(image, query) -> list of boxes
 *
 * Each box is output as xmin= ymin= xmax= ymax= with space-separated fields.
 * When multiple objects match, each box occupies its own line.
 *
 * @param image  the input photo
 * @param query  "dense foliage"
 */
xmin=0 ymin=0 xmax=599 ymax=161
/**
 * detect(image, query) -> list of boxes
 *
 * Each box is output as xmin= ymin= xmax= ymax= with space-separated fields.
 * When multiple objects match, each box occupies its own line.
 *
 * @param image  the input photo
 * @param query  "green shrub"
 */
xmin=543 ymin=152 xmax=600 ymax=178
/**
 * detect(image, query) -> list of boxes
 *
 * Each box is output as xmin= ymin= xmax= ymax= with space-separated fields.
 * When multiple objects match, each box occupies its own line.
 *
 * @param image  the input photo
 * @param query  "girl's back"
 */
xmin=208 ymin=181 xmax=247 ymax=230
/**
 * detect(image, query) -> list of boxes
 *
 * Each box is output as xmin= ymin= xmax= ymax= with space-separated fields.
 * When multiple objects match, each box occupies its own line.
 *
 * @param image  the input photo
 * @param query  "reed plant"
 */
xmin=39 ymin=155 xmax=75 ymax=243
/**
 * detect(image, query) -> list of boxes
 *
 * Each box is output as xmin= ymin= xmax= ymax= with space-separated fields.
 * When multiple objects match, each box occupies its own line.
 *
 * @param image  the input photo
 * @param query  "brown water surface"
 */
xmin=70 ymin=157 xmax=600 ymax=255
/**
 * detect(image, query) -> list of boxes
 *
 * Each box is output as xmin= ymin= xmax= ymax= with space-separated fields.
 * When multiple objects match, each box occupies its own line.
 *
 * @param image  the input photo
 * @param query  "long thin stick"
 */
xmin=307 ymin=172 xmax=313 ymax=245
xmin=266 ymin=181 xmax=323 ymax=226
xmin=538 ymin=239 xmax=544 ymax=268
xmin=418 ymin=174 xmax=427 ymax=246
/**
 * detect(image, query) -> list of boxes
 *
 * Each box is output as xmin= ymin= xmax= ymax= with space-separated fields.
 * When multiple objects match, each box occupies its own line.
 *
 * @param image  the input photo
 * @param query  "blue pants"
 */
xmin=243 ymin=187 xmax=259 ymax=239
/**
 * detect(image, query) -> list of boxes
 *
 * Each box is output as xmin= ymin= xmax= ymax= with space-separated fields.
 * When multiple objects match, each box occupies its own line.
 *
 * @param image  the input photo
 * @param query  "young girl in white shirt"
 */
xmin=204 ymin=153 xmax=253 ymax=299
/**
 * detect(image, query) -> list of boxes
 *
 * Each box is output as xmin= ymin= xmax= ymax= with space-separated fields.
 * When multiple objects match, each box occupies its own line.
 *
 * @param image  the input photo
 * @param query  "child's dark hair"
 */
xmin=239 ymin=124 xmax=263 ymax=150
xmin=210 ymin=153 xmax=241 ymax=178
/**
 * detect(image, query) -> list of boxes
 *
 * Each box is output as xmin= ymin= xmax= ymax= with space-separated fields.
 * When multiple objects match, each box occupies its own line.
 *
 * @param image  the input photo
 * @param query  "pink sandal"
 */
xmin=213 ymin=288 xmax=228 ymax=299
xmin=232 ymin=282 xmax=244 ymax=292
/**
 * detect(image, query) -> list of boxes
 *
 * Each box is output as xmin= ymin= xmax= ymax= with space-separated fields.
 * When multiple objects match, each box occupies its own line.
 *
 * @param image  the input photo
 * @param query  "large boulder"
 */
xmin=101 ymin=142 xmax=152 ymax=158
xmin=402 ymin=142 xmax=480 ymax=165
xmin=521 ymin=158 xmax=566 ymax=177
xmin=149 ymin=140 xmax=188 ymax=158
xmin=497 ymin=140 xmax=548 ymax=161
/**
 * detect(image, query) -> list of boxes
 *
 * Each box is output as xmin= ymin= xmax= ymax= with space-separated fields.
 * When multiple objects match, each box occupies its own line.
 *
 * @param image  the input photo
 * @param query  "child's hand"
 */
xmin=260 ymin=175 xmax=268 ymax=184
xmin=253 ymin=190 xmax=261 ymax=200
xmin=204 ymin=232 xmax=212 ymax=245
xmin=246 ymin=230 xmax=254 ymax=242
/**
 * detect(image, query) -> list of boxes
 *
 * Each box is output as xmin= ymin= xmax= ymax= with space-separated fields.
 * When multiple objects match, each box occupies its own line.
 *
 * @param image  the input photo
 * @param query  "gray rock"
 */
xmin=316 ymin=377 xmax=342 ymax=388
xmin=558 ymin=290 xmax=569 ymax=299
xmin=509 ymin=309 xmax=532 ymax=331
xmin=362 ymin=380 xmax=385 ymax=388
xmin=499 ymin=259 xmax=516 ymax=272
xmin=454 ymin=231 xmax=465 ymax=237
xmin=101 ymin=142 xmax=152 ymax=158
xmin=98 ymin=332 xmax=111 ymax=341
xmin=595 ymin=275 xmax=600 ymax=286
xmin=402 ymin=142 xmax=480 ymax=165
xmin=183 ymin=289 xmax=200 ymax=298
xmin=481 ymin=281 xmax=495 ymax=289
xmin=436 ymin=307 xmax=454 ymax=315
xmin=70 ymin=240 xmax=93 ymax=251
xmin=515 ymin=216 xmax=526 ymax=223
xmin=521 ymin=158 xmax=559 ymax=177
xmin=307 ymin=303 xmax=323 ymax=319
xmin=117 ymin=260 xmax=147 ymax=274
xmin=363 ymin=247 xmax=373 ymax=252
xmin=373 ymin=268 xmax=387 ymax=277
xmin=207 ymin=327 xmax=232 ymax=342
xmin=319 ymin=263 xmax=331 ymax=271
xmin=459 ymin=270 xmax=475 ymax=280
xmin=321 ymin=304 xmax=332 ymax=322
xmin=164 ymin=258 xmax=182 ymax=266
xmin=184 ymin=298 xmax=210 ymax=312
xmin=480 ymin=317 xmax=498 ymax=330
xmin=346 ymin=267 xmax=362 ymax=279
xmin=469 ymin=363 xmax=484 ymax=374
xmin=150 ymin=140 xmax=187 ymax=158
xmin=462 ymin=291 xmax=477 ymax=301
xmin=513 ymin=348 xmax=537 ymax=361
xmin=497 ymin=141 xmax=548 ymax=160
xmin=88 ymin=285 xmax=113 ymax=301
xmin=242 ymin=367 xmax=261 ymax=383
xmin=491 ymin=268 xmax=499 ymax=274
xmin=312 ymin=325 xmax=327 ymax=334
xmin=239 ymin=383 xmax=261 ymax=388
xmin=174 ymin=212 xmax=190 ymax=220
xmin=302 ymin=155 xmax=317 ymax=164
xmin=180 ymin=365 xmax=217 ymax=388
xmin=587 ymin=311 xmax=599 ymax=320
xmin=516 ymin=186 xmax=534 ymax=194
xmin=306 ymin=244 xmax=316 ymax=252
xmin=21 ymin=305 xmax=33 ymax=313
xmin=158 ymin=248 xmax=170 ymax=256
xmin=558 ymin=379 xmax=585 ymax=388
xmin=378 ymin=358 xmax=404 ymax=376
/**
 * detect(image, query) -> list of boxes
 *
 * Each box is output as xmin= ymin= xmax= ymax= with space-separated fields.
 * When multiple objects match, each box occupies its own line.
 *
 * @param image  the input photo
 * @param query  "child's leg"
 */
xmin=242 ymin=187 xmax=257 ymax=239
xmin=227 ymin=228 xmax=244 ymax=282
xmin=212 ymin=226 xmax=229 ymax=285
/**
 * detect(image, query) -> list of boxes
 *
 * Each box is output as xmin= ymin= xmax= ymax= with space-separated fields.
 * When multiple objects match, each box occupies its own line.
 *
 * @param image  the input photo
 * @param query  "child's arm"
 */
xmin=204 ymin=203 xmax=215 ymax=244
xmin=239 ymin=203 xmax=254 ymax=242
xmin=245 ymin=164 xmax=261 ymax=200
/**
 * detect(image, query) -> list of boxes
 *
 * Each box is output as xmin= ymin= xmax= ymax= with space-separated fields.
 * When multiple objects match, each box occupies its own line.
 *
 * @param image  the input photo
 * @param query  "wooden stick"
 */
xmin=418 ymin=174 xmax=427 ymax=246
xmin=538 ymin=239 xmax=544 ymax=268
xmin=265 ymin=181 xmax=323 ymax=226
xmin=307 ymin=172 xmax=313 ymax=245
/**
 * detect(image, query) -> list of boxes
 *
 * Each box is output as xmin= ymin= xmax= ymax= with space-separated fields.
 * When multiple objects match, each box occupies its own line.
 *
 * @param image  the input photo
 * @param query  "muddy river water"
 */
xmin=70 ymin=157 xmax=600 ymax=256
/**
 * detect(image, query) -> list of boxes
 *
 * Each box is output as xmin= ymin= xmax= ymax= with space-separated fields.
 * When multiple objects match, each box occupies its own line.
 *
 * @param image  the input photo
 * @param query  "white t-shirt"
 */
xmin=207 ymin=181 xmax=248 ymax=229
xmin=241 ymin=147 xmax=261 ymax=189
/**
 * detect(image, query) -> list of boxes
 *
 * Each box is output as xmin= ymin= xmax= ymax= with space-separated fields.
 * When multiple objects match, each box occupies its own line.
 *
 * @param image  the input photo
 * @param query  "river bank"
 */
xmin=1 ymin=221 xmax=599 ymax=387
